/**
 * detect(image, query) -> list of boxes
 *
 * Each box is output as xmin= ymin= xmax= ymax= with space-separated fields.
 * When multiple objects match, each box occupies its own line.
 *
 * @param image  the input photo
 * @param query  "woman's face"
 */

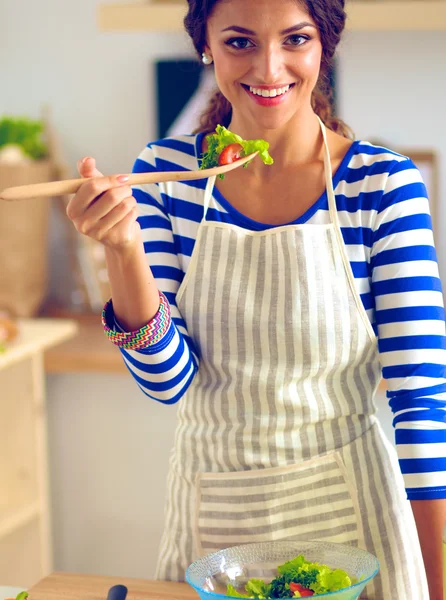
xmin=205 ymin=0 xmax=323 ymax=132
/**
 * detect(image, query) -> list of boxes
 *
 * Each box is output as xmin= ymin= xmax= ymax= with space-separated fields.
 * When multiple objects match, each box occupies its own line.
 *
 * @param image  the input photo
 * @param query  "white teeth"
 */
xmin=249 ymin=85 xmax=290 ymax=97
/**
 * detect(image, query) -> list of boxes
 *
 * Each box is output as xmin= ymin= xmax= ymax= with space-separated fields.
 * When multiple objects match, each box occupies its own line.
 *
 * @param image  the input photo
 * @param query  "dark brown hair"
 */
xmin=184 ymin=0 xmax=353 ymax=139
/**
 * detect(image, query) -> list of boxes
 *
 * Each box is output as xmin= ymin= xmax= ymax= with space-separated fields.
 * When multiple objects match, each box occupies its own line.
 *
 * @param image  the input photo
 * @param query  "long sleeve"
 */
xmin=371 ymin=157 xmax=446 ymax=500
xmin=113 ymin=143 xmax=199 ymax=404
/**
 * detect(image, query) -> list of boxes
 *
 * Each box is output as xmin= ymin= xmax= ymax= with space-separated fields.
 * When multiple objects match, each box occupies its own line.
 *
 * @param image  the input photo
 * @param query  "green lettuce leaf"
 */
xmin=240 ymin=138 xmax=274 ymax=167
xmin=272 ymin=554 xmax=352 ymax=596
xmin=245 ymin=578 xmax=271 ymax=598
xmin=275 ymin=555 xmax=319 ymax=591
xmin=277 ymin=554 xmax=306 ymax=577
xmin=267 ymin=573 xmax=293 ymax=598
xmin=199 ymin=124 xmax=274 ymax=178
xmin=227 ymin=583 xmax=252 ymax=598
xmin=311 ymin=566 xmax=352 ymax=594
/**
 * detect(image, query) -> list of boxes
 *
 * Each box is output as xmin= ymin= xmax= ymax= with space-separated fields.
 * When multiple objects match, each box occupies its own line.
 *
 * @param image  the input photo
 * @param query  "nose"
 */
xmin=253 ymin=44 xmax=283 ymax=83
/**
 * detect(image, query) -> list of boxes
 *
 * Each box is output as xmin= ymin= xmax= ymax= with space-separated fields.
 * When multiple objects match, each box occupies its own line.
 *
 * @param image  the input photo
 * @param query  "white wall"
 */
xmin=47 ymin=373 xmax=178 ymax=578
xmin=338 ymin=30 xmax=445 ymax=280
xmin=1 ymin=1 xmax=445 ymax=582
xmin=0 ymin=0 xmax=194 ymax=171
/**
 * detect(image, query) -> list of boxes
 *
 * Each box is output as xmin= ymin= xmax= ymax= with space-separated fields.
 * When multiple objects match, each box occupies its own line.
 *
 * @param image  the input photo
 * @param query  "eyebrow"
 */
xmin=221 ymin=22 xmax=316 ymax=35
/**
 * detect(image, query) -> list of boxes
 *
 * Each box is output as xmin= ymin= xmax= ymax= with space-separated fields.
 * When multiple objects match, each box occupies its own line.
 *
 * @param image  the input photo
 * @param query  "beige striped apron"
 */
xmin=155 ymin=118 xmax=428 ymax=599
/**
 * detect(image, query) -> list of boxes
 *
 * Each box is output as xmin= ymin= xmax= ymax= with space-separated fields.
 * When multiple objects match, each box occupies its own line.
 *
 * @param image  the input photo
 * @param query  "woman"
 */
xmin=66 ymin=0 xmax=446 ymax=597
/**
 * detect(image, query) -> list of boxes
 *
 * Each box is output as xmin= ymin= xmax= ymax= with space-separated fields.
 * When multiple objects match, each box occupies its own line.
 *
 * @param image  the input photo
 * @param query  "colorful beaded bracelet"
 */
xmin=102 ymin=291 xmax=171 ymax=350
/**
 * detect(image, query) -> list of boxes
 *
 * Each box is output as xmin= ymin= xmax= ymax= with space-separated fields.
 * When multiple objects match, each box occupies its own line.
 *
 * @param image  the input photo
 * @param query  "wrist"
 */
xmin=104 ymin=232 xmax=143 ymax=265
xmin=102 ymin=291 xmax=171 ymax=348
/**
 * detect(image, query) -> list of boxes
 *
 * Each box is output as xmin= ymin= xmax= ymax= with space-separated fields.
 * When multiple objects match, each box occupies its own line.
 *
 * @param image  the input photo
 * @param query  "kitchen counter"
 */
xmin=43 ymin=312 xmax=126 ymax=374
xmin=29 ymin=572 xmax=196 ymax=599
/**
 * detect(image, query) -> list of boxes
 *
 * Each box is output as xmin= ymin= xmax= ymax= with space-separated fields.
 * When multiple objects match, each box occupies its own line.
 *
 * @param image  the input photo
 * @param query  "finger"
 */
xmin=66 ymin=174 xmax=130 ymax=220
xmin=77 ymin=156 xmax=103 ymax=179
xmin=80 ymin=186 xmax=134 ymax=229
xmin=84 ymin=196 xmax=138 ymax=241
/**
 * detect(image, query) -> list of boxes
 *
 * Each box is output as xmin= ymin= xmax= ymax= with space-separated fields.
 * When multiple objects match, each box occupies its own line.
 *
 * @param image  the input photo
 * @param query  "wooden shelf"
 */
xmin=98 ymin=2 xmax=187 ymax=32
xmin=98 ymin=1 xmax=446 ymax=32
xmin=347 ymin=0 xmax=446 ymax=30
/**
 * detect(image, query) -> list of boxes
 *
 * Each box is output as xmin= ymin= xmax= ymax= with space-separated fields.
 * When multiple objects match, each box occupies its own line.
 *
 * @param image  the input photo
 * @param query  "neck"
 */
xmin=228 ymin=107 xmax=324 ymax=178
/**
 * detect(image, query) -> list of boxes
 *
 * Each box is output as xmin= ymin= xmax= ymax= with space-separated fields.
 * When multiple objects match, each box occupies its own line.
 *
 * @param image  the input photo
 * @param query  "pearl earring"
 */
xmin=202 ymin=53 xmax=213 ymax=65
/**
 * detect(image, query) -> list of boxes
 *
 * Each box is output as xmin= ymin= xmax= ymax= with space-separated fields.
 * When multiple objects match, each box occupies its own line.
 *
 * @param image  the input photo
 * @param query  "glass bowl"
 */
xmin=186 ymin=540 xmax=379 ymax=599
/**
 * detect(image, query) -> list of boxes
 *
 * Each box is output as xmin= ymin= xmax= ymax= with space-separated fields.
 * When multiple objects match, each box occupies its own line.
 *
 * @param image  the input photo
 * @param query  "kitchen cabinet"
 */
xmin=98 ymin=1 xmax=446 ymax=32
xmin=0 ymin=319 xmax=78 ymax=587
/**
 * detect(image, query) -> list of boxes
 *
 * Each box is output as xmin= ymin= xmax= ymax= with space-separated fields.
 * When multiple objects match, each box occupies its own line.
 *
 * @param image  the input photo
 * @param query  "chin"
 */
xmin=247 ymin=111 xmax=297 ymax=132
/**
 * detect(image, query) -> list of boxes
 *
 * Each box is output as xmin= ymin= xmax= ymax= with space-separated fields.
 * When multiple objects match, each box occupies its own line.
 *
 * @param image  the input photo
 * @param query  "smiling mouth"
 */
xmin=241 ymin=83 xmax=295 ymax=98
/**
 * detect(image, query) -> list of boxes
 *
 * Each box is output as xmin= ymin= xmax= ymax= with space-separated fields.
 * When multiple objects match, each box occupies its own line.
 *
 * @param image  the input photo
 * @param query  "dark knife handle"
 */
xmin=106 ymin=584 xmax=128 ymax=600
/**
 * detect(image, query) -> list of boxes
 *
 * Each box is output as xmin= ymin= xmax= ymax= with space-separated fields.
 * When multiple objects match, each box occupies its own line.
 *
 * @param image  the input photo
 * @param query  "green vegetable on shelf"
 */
xmin=0 ymin=116 xmax=48 ymax=160
xmin=199 ymin=125 xmax=273 ymax=179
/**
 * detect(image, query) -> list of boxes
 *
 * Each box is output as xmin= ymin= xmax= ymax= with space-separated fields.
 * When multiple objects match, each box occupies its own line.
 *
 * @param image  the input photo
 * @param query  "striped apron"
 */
xmin=155 ymin=118 xmax=428 ymax=599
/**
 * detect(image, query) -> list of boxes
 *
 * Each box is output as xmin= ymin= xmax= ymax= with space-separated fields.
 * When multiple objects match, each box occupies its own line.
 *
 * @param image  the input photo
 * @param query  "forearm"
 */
xmin=105 ymin=230 xmax=160 ymax=332
xmin=103 ymin=231 xmax=198 ymax=404
xmin=411 ymin=498 xmax=446 ymax=600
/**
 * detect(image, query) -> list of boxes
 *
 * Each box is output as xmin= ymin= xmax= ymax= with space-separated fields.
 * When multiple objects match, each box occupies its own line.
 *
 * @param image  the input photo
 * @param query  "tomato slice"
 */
xmin=289 ymin=582 xmax=314 ymax=596
xmin=218 ymin=143 xmax=244 ymax=165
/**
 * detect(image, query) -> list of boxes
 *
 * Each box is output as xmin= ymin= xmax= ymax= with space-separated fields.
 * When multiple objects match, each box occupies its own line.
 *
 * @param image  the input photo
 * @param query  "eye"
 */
xmin=225 ymin=37 xmax=255 ymax=50
xmin=285 ymin=34 xmax=310 ymax=47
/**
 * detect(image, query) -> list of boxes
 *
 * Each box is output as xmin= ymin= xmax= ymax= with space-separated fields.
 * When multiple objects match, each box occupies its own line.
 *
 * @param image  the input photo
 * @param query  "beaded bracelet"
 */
xmin=102 ymin=291 xmax=171 ymax=350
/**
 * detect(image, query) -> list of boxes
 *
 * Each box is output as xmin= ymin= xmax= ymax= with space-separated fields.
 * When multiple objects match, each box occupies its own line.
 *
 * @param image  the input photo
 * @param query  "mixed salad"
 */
xmin=226 ymin=554 xmax=354 ymax=598
xmin=5 ymin=593 xmax=28 ymax=600
xmin=199 ymin=125 xmax=274 ymax=179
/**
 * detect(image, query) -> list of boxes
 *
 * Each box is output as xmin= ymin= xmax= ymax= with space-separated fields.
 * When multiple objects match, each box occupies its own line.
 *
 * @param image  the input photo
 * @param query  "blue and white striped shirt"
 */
xmin=112 ymin=133 xmax=446 ymax=501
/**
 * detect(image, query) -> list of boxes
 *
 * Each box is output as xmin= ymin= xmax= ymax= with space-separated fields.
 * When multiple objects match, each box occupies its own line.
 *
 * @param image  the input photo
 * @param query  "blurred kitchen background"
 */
xmin=0 ymin=0 xmax=445 ymax=590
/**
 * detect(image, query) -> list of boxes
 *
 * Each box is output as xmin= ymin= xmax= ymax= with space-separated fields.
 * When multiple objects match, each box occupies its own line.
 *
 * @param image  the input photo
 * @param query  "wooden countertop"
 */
xmin=0 ymin=318 xmax=78 ymax=371
xmin=28 ymin=572 xmax=195 ymax=599
xmin=43 ymin=312 xmax=127 ymax=374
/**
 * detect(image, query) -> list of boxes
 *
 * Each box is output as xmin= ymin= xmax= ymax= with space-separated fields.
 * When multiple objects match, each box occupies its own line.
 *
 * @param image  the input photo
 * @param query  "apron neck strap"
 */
xmin=316 ymin=115 xmax=338 ymax=226
xmin=202 ymin=116 xmax=337 ymax=224
xmin=203 ymin=174 xmax=217 ymax=221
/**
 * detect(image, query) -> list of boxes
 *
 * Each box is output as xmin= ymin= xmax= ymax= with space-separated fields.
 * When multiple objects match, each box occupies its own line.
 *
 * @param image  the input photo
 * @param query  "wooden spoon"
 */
xmin=0 ymin=152 xmax=259 ymax=202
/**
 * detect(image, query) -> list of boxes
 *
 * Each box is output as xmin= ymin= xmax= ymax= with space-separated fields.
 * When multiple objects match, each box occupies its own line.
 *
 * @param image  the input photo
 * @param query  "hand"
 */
xmin=66 ymin=157 xmax=140 ymax=251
